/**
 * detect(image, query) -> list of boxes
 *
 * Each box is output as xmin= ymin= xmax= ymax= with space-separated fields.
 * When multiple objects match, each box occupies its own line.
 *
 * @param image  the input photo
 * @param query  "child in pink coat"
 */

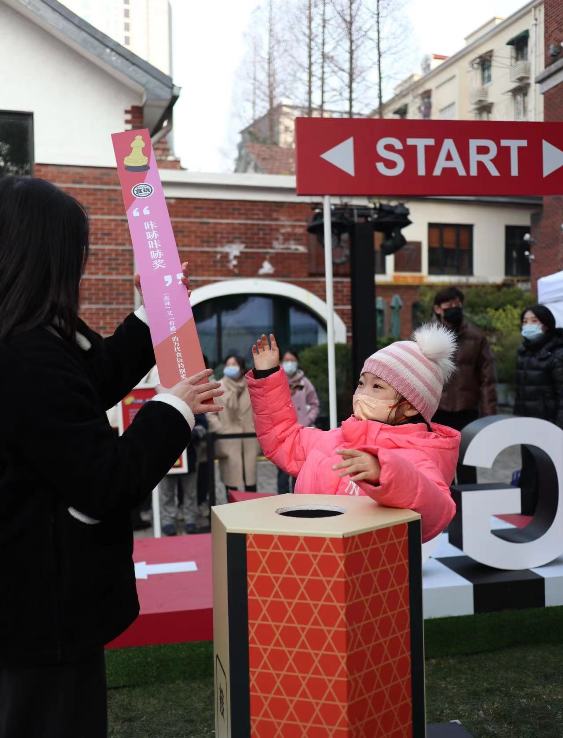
xmin=248 ymin=325 xmax=461 ymax=542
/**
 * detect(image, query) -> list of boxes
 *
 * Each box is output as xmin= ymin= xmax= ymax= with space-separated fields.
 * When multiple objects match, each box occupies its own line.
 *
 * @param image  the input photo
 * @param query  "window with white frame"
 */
xmin=480 ymin=55 xmax=492 ymax=85
xmin=419 ymin=91 xmax=432 ymax=119
xmin=428 ymin=223 xmax=473 ymax=276
xmin=513 ymin=87 xmax=528 ymax=120
xmin=513 ymin=36 xmax=528 ymax=61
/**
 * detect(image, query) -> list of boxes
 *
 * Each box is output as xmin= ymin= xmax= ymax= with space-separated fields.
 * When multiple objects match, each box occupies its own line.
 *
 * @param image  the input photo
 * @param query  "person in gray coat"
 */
xmin=277 ymin=348 xmax=320 ymax=493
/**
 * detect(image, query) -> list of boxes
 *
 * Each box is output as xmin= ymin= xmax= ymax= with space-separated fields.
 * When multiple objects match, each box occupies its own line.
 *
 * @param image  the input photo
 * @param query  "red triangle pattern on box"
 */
xmin=246 ymin=525 xmax=412 ymax=738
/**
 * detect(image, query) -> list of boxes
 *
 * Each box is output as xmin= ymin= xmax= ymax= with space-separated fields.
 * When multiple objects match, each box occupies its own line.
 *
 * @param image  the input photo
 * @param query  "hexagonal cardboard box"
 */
xmin=212 ymin=493 xmax=424 ymax=738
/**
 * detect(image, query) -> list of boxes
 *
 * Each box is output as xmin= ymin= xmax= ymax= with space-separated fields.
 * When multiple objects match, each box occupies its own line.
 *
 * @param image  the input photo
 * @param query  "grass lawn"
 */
xmin=107 ymin=607 xmax=563 ymax=737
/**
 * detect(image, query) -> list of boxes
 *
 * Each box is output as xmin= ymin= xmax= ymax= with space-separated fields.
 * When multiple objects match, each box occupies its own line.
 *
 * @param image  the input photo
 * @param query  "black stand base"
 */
xmin=427 ymin=722 xmax=473 ymax=737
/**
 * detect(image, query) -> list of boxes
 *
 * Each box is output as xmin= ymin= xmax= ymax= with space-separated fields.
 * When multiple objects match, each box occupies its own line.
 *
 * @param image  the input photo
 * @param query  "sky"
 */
xmin=169 ymin=0 xmax=530 ymax=173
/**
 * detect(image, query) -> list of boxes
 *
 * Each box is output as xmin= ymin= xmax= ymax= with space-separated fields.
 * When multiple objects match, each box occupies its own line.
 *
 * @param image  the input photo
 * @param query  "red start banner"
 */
xmin=295 ymin=118 xmax=563 ymax=197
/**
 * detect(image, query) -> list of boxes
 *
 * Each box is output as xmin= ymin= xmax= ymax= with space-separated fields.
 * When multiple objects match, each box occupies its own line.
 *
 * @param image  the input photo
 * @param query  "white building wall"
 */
xmin=130 ymin=0 xmax=171 ymax=77
xmin=61 ymin=0 xmax=171 ymax=74
xmin=0 ymin=2 xmax=143 ymax=167
xmin=393 ymin=199 xmax=536 ymax=283
xmin=384 ymin=1 xmax=544 ymax=123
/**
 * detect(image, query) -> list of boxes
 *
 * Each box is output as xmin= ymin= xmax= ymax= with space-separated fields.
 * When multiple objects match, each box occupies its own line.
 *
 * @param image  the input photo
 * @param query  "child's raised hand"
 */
xmin=333 ymin=449 xmax=381 ymax=483
xmin=252 ymin=334 xmax=280 ymax=371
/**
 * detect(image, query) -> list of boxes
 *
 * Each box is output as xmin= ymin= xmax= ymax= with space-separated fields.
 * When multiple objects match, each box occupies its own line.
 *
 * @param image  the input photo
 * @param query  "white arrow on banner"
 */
xmin=320 ymin=136 xmax=355 ymax=176
xmin=543 ymin=140 xmax=563 ymax=177
xmin=134 ymin=560 xmax=198 ymax=580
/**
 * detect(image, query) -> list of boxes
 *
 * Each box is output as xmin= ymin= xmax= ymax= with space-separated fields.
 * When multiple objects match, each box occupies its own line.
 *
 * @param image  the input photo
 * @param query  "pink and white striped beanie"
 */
xmin=361 ymin=324 xmax=457 ymax=423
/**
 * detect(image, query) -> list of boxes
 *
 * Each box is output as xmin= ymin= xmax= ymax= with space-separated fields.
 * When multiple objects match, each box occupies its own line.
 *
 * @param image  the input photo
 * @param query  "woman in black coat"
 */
xmin=514 ymin=304 xmax=563 ymax=425
xmin=0 ymin=177 xmax=222 ymax=738
xmin=513 ymin=304 xmax=563 ymax=513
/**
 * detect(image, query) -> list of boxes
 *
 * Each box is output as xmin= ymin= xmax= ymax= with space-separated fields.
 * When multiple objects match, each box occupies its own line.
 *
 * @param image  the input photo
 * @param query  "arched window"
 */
xmin=194 ymin=294 xmax=328 ymax=368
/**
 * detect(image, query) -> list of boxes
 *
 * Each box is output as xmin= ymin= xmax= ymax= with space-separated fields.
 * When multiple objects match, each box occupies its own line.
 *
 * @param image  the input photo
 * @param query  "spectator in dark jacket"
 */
xmin=431 ymin=287 xmax=497 ymax=483
xmin=0 ymin=177 xmax=222 ymax=738
xmin=432 ymin=287 xmax=497 ymax=428
xmin=514 ymin=304 xmax=563 ymax=513
xmin=159 ymin=413 xmax=208 ymax=535
xmin=514 ymin=305 xmax=563 ymax=426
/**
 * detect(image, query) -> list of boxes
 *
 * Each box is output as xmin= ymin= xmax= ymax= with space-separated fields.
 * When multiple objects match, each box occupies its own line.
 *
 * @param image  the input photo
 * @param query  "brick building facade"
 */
xmin=532 ymin=0 xmax=563 ymax=284
xmin=36 ymin=160 xmax=420 ymax=345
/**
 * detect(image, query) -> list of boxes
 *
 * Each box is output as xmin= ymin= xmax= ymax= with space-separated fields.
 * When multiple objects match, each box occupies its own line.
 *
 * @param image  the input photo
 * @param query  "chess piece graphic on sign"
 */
xmin=213 ymin=493 xmax=425 ymax=738
xmin=124 ymin=134 xmax=150 ymax=172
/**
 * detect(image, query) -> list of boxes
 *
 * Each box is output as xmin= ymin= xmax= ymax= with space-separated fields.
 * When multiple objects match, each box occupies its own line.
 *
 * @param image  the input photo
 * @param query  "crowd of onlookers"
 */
xmin=142 ymin=346 xmax=320 ymax=534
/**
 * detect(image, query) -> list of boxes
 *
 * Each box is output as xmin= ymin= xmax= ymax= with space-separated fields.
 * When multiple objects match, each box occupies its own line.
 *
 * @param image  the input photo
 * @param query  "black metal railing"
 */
xmin=205 ymin=432 xmax=258 ymax=506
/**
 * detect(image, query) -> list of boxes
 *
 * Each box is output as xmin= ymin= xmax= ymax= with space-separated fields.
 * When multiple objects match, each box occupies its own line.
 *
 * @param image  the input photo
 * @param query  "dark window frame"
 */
xmin=513 ymin=86 xmax=529 ymax=120
xmin=419 ymin=91 xmax=432 ymax=119
xmin=480 ymin=56 xmax=492 ymax=85
xmin=513 ymin=37 xmax=528 ymax=61
xmin=307 ymin=231 xmax=386 ymax=276
xmin=394 ymin=240 xmax=422 ymax=273
xmin=505 ymin=225 xmax=531 ymax=278
xmin=0 ymin=110 xmax=34 ymax=177
xmin=193 ymin=293 xmax=328 ymax=369
xmin=428 ymin=223 xmax=473 ymax=276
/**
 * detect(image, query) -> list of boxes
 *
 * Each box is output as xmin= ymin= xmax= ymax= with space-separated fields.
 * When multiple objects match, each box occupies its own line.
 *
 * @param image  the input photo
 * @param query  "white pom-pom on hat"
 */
xmin=412 ymin=323 xmax=457 ymax=382
xmin=360 ymin=323 xmax=458 ymax=423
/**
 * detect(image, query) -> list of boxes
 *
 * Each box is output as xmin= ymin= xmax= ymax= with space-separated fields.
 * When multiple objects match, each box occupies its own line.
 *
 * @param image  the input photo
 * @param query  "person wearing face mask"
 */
xmin=246 ymin=325 xmax=460 ymax=543
xmin=514 ymin=305 xmax=563 ymax=513
xmin=214 ymin=354 xmax=261 ymax=493
xmin=277 ymin=349 xmax=320 ymax=493
xmin=431 ymin=287 xmax=497 ymax=483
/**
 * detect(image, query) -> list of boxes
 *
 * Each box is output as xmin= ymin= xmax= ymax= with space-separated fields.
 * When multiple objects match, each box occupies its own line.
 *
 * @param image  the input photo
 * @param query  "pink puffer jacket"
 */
xmin=247 ymin=369 xmax=460 ymax=542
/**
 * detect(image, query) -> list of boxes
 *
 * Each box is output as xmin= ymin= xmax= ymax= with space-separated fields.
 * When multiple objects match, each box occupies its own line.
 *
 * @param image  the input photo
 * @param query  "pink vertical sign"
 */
xmin=112 ymin=129 xmax=205 ymax=387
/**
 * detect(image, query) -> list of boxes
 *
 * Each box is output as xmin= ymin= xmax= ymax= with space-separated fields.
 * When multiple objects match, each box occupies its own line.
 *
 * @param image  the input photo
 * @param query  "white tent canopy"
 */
xmin=538 ymin=270 xmax=563 ymax=328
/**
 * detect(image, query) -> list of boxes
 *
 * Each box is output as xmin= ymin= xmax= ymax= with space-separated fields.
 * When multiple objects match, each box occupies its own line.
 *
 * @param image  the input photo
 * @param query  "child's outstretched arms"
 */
xmin=247 ymin=333 xmax=323 ymax=480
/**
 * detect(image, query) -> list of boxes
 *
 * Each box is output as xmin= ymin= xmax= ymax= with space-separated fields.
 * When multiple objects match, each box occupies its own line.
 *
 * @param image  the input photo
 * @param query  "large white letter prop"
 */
xmin=458 ymin=417 xmax=563 ymax=570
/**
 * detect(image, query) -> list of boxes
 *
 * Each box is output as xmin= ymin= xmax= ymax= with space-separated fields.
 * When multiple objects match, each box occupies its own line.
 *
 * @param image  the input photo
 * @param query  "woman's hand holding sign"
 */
xmin=135 ymin=260 xmax=192 ymax=302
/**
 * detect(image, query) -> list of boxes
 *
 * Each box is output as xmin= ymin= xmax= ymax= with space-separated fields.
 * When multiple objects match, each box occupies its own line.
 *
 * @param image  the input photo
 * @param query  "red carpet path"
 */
xmin=107 ymin=533 xmax=213 ymax=648
xmin=107 ymin=494 xmax=532 ymax=650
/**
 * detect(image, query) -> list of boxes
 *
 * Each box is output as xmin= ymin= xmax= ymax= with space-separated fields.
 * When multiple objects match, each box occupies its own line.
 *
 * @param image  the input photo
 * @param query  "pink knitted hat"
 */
xmin=361 ymin=324 xmax=457 ymax=423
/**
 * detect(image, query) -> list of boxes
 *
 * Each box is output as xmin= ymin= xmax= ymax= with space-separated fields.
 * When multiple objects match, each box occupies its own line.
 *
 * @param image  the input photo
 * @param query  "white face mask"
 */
xmin=282 ymin=360 xmax=298 ymax=376
xmin=521 ymin=324 xmax=543 ymax=341
xmin=223 ymin=365 xmax=241 ymax=380
xmin=352 ymin=393 xmax=400 ymax=422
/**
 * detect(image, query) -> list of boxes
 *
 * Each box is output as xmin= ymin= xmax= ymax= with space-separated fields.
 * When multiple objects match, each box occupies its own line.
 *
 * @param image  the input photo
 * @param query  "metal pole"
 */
xmin=152 ymin=485 xmax=161 ymax=538
xmin=350 ymin=221 xmax=377 ymax=382
xmin=207 ymin=432 xmax=216 ymax=507
xmin=323 ymin=195 xmax=337 ymax=429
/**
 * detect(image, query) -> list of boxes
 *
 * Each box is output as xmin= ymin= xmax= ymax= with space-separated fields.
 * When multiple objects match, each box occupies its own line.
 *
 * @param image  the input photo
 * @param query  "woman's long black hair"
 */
xmin=0 ymin=176 xmax=89 ymax=340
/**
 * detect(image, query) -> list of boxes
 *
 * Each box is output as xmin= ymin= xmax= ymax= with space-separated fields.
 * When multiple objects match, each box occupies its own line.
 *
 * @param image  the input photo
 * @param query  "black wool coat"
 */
xmin=513 ymin=328 xmax=563 ymax=428
xmin=0 ymin=313 xmax=192 ymax=665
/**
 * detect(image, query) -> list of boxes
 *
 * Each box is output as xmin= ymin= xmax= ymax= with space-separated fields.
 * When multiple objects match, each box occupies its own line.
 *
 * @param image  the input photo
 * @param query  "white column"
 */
xmin=323 ymin=195 xmax=337 ymax=429
xmin=152 ymin=485 xmax=161 ymax=538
